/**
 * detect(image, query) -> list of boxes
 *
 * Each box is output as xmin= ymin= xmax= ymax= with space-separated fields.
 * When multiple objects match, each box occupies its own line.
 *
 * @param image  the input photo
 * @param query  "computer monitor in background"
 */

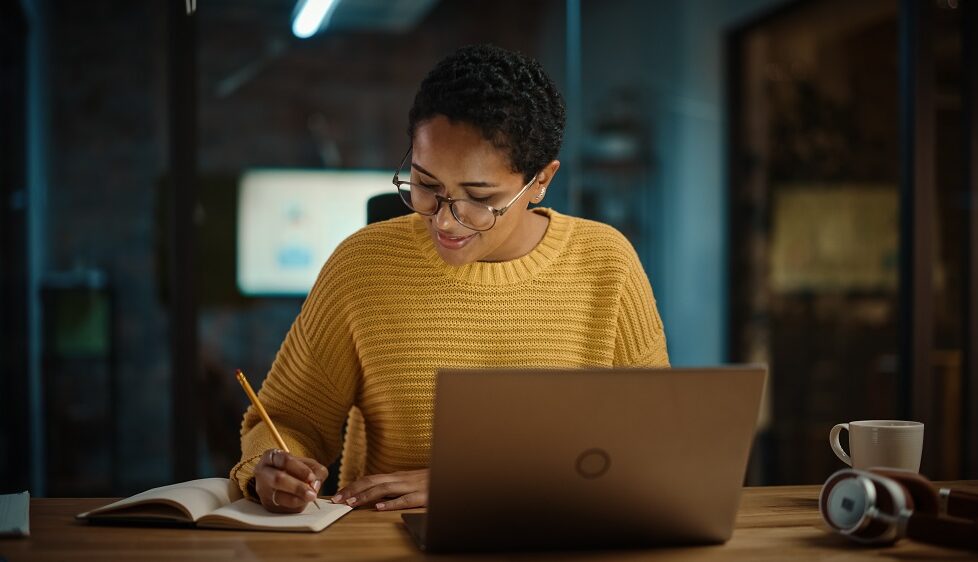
xmin=237 ymin=169 xmax=392 ymax=296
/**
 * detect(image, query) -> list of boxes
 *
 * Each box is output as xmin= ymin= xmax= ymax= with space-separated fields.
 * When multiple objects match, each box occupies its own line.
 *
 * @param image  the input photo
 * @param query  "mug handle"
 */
xmin=830 ymin=423 xmax=852 ymax=466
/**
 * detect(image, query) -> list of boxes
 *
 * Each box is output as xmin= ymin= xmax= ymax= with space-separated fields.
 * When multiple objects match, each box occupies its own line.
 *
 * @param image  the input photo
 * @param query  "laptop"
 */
xmin=402 ymin=366 xmax=767 ymax=552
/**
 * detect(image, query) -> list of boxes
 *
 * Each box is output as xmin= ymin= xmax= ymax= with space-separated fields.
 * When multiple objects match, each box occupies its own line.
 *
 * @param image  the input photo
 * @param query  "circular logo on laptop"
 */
xmin=576 ymin=448 xmax=611 ymax=479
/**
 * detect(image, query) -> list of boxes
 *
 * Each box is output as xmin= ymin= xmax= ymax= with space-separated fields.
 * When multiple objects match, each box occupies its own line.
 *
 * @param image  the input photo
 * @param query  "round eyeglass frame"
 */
xmin=391 ymin=146 xmax=539 ymax=232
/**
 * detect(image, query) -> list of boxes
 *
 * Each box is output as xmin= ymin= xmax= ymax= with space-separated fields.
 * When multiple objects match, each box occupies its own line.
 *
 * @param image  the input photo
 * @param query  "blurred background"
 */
xmin=1 ymin=0 xmax=976 ymax=497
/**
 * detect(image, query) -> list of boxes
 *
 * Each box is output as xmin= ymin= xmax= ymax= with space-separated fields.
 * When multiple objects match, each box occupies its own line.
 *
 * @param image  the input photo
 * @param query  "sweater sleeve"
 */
xmin=229 ymin=245 xmax=361 ymax=500
xmin=613 ymin=241 xmax=670 ymax=368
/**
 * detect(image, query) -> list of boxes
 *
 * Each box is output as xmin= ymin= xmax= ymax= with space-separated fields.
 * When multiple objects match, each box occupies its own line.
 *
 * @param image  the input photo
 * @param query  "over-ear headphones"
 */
xmin=820 ymin=467 xmax=978 ymax=551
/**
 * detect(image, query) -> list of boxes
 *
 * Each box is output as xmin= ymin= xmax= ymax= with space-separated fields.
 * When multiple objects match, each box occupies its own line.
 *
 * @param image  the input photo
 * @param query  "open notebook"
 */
xmin=76 ymin=477 xmax=351 ymax=532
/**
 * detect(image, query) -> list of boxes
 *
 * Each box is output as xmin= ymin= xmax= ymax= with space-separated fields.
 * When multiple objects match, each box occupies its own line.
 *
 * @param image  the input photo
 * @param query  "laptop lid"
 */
xmin=416 ymin=366 xmax=767 ymax=552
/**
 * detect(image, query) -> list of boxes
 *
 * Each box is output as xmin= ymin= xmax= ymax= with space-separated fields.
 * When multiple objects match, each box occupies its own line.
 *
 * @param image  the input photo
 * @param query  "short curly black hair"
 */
xmin=408 ymin=44 xmax=566 ymax=183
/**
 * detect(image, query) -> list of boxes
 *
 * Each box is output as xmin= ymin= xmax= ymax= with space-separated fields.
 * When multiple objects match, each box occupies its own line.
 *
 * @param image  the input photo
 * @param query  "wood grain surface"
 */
xmin=2 ymin=482 xmax=976 ymax=561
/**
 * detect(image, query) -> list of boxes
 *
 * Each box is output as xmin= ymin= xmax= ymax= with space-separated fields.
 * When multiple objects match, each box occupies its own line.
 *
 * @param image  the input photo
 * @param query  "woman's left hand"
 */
xmin=331 ymin=469 xmax=429 ymax=511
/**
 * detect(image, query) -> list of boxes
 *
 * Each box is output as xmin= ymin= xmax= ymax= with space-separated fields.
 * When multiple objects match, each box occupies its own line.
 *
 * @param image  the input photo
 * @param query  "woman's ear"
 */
xmin=534 ymin=160 xmax=560 ymax=202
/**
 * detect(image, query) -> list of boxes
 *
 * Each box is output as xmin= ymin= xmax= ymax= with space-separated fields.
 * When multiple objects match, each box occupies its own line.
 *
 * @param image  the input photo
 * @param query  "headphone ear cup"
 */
xmin=820 ymin=469 xmax=903 ymax=544
xmin=820 ymin=468 xmax=978 ymax=551
xmin=820 ymin=470 xmax=866 ymax=532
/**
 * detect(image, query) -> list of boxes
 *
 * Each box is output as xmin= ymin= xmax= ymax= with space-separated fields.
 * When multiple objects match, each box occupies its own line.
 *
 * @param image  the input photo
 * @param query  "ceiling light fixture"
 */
xmin=292 ymin=0 xmax=340 ymax=39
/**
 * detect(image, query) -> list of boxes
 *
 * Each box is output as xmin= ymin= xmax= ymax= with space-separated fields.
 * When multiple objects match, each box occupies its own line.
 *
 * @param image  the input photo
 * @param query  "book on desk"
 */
xmin=75 ymin=477 xmax=350 ymax=532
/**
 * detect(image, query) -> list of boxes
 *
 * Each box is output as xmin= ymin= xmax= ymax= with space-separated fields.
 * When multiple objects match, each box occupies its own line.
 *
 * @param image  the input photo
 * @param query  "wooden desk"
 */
xmin=3 ymin=482 xmax=977 ymax=561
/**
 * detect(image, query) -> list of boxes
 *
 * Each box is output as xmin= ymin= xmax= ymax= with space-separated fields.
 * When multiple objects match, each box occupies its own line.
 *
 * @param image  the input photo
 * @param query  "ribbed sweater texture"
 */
xmin=231 ymin=208 xmax=669 ymax=496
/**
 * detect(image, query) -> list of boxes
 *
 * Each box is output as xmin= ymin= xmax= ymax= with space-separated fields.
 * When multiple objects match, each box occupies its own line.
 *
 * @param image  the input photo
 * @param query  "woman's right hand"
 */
xmin=254 ymin=448 xmax=329 ymax=513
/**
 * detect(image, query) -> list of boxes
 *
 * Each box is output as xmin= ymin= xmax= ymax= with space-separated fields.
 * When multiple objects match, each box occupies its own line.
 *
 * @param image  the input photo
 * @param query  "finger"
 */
xmin=333 ymin=474 xmax=397 ymax=503
xmin=255 ymin=449 xmax=273 ymax=471
xmin=376 ymin=491 xmax=427 ymax=511
xmin=351 ymin=480 xmax=417 ymax=507
xmin=263 ymin=488 xmax=308 ymax=512
xmin=259 ymin=449 xmax=311 ymax=489
xmin=272 ymin=451 xmax=318 ymax=486
xmin=296 ymin=458 xmax=329 ymax=491
xmin=258 ymin=448 xmax=291 ymax=476
xmin=262 ymin=447 xmax=286 ymax=468
xmin=258 ymin=464 xmax=317 ymax=504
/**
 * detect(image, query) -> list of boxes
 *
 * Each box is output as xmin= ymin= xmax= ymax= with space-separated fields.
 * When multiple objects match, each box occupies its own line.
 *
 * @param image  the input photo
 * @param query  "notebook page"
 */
xmin=78 ymin=478 xmax=240 ymax=522
xmin=198 ymin=498 xmax=351 ymax=532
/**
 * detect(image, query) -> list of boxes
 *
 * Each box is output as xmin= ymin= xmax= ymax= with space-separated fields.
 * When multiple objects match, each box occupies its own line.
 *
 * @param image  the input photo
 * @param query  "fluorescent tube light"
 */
xmin=292 ymin=0 xmax=339 ymax=39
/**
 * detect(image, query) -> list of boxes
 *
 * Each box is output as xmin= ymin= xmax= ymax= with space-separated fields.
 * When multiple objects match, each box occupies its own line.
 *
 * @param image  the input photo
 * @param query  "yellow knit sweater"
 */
xmin=231 ymin=208 xmax=669 ymax=497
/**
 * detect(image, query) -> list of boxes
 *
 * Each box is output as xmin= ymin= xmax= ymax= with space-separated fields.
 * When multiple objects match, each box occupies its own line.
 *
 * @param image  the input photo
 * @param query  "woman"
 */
xmin=231 ymin=44 xmax=669 ymax=513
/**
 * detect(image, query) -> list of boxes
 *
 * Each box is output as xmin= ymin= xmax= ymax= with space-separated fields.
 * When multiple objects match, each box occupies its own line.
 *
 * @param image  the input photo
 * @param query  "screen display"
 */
xmin=237 ymin=169 xmax=392 ymax=296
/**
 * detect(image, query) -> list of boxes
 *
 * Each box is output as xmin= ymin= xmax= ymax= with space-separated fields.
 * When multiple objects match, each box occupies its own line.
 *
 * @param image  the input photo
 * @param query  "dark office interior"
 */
xmin=2 ymin=0 xmax=976 ymax=504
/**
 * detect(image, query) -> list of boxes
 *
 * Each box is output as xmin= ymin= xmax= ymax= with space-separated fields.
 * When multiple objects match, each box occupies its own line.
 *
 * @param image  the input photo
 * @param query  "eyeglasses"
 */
xmin=391 ymin=146 xmax=538 ymax=232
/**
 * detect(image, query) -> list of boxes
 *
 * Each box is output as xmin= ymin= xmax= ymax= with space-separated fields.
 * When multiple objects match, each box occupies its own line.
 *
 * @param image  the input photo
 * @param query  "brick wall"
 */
xmin=46 ymin=0 xmax=170 ymax=493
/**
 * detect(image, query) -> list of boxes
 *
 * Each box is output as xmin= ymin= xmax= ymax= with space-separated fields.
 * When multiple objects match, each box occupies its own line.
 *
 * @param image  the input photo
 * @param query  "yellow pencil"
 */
xmin=235 ymin=369 xmax=289 ymax=452
xmin=235 ymin=369 xmax=320 ymax=509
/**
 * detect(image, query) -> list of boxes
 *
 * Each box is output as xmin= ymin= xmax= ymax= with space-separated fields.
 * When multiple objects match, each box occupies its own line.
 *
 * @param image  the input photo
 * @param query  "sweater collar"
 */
xmin=411 ymin=207 xmax=572 ymax=285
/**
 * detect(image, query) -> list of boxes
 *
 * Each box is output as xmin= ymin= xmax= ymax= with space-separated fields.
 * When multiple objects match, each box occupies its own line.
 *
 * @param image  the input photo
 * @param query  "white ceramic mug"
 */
xmin=829 ymin=420 xmax=924 ymax=472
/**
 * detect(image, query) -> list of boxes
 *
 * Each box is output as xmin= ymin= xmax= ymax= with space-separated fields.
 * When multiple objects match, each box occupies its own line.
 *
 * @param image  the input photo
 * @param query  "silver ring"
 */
xmin=938 ymin=488 xmax=951 ymax=517
xmin=272 ymin=489 xmax=280 ymax=506
xmin=271 ymin=449 xmax=280 ymax=466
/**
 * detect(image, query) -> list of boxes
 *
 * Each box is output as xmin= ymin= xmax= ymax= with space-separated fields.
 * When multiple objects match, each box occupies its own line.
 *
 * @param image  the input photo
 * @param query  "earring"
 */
xmin=536 ymin=187 xmax=547 ymax=201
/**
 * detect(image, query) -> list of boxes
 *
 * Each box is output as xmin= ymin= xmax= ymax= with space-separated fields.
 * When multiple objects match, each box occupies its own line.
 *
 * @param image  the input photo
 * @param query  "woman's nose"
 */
xmin=434 ymin=199 xmax=456 ymax=230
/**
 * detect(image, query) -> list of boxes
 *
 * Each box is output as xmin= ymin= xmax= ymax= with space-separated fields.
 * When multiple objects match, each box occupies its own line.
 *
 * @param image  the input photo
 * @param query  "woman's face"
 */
xmin=410 ymin=115 xmax=556 ymax=266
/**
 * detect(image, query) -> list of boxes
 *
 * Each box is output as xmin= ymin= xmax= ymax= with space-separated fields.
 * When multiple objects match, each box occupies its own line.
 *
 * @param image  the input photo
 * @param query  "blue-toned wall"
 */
xmin=565 ymin=0 xmax=784 ymax=366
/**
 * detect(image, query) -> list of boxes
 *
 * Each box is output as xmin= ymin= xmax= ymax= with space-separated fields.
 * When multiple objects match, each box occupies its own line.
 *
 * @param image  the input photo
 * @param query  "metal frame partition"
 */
xmin=167 ymin=0 xmax=199 ymax=484
xmin=962 ymin=0 xmax=978 ymax=479
xmin=726 ymin=0 xmax=978 ymax=481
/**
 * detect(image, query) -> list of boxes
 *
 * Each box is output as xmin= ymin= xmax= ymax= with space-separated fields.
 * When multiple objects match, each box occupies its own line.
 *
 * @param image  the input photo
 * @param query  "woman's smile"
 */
xmin=434 ymin=229 xmax=478 ymax=250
